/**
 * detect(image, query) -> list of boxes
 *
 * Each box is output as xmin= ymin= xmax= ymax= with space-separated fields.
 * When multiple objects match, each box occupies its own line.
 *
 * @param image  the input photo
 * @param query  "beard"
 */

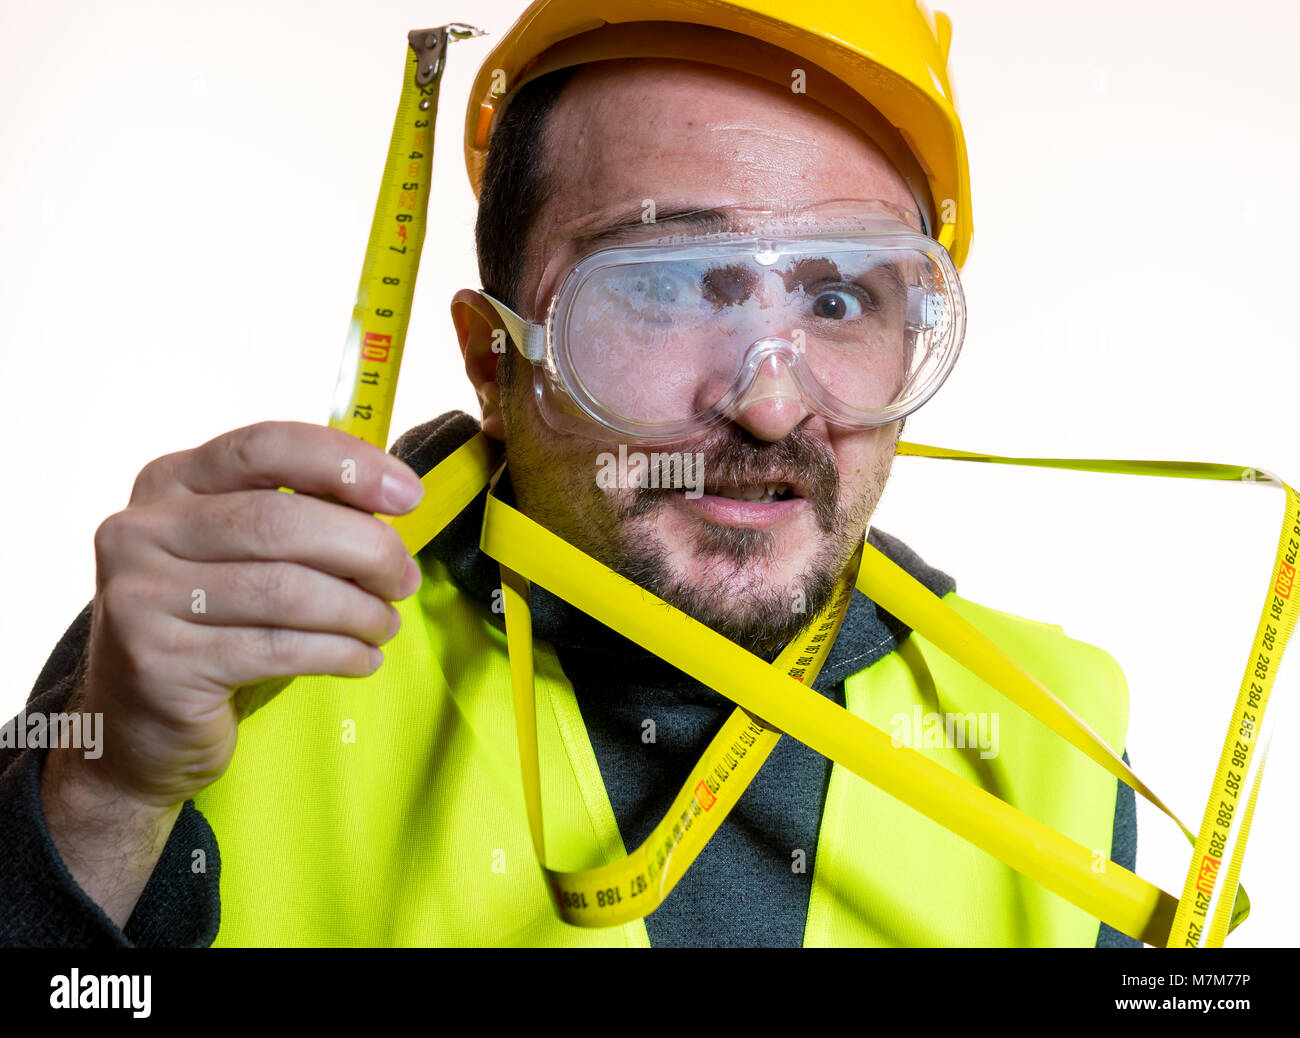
xmin=599 ymin=423 xmax=872 ymax=660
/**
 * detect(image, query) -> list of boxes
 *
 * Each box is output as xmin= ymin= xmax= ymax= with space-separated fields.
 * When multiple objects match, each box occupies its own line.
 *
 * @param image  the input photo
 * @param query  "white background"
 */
xmin=1 ymin=0 xmax=1296 ymax=947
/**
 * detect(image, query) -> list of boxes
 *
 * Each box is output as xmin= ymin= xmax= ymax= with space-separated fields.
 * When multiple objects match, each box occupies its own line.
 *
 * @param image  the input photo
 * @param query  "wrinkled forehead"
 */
xmin=545 ymin=60 xmax=919 ymax=223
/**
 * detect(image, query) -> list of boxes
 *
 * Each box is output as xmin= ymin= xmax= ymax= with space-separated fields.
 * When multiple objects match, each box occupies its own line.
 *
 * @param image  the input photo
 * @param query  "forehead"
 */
xmin=523 ymin=58 xmax=920 ymax=305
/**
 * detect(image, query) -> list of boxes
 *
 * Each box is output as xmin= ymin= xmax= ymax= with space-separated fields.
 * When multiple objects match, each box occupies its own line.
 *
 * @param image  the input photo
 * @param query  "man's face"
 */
xmin=496 ymin=58 xmax=919 ymax=657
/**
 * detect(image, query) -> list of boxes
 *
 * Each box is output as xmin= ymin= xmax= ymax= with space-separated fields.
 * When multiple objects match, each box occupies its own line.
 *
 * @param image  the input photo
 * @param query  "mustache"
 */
xmin=618 ymin=424 xmax=841 ymax=533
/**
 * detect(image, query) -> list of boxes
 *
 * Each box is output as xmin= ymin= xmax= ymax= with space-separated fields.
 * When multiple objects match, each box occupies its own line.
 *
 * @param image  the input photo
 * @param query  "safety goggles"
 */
xmin=482 ymin=199 xmax=965 ymax=443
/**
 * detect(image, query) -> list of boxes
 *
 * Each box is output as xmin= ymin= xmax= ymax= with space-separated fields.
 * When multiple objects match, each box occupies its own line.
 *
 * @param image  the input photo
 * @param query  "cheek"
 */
xmin=503 ymin=376 xmax=630 ymax=520
xmin=832 ymin=428 xmax=896 ymax=496
xmin=498 ymin=352 xmax=528 ymax=438
xmin=832 ymin=436 xmax=873 ymax=483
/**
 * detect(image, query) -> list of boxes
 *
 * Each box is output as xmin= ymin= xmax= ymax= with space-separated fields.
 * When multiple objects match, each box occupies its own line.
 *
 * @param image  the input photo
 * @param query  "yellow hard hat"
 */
xmin=463 ymin=0 xmax=973 ymax=269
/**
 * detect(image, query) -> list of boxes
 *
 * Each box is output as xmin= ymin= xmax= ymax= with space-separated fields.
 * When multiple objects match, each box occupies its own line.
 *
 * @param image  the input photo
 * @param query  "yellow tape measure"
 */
xmin=1169 ymin=481 xmax=1298 ymax=946
xmin=334 ymin=27 xmax=1296 ymax=946
xmin=891 ymin=446 xmax=1298 ymax=948
xmin=500 ymin=519 xmax=862 ymax=927
xmin=329 ymin=24 xmax=484 ymax=450
xmin=382 ymin=437 xmax=1293 ymax=946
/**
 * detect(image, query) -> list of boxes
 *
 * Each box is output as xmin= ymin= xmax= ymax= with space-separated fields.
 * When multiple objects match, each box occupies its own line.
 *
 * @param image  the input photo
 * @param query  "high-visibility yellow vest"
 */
xmin=192 ymin=553 xmax=1128 ymax=947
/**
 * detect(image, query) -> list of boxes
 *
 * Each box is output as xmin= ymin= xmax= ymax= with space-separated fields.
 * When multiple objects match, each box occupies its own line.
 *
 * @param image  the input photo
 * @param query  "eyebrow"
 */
xmin=575 ymin=205 xmax=734 ymax=248
xmin=769 ymin=253 xmax=912 ymax=300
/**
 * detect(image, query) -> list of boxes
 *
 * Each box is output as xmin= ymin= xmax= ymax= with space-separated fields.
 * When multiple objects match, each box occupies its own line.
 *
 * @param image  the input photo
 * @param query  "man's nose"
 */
xmin=728 ymin=353 xmax=812 ymax=442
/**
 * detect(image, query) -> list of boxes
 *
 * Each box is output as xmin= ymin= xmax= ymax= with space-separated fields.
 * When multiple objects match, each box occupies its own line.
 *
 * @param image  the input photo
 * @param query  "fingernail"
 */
xmin=381 ymin=471 xmax=424 ymax=513
xmin=398 ymin=557 xmax=422 ymax=598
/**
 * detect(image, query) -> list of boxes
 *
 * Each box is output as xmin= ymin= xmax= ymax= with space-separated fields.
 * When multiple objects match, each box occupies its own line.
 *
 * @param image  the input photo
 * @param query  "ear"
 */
xmin=450 ymin=288 xmax=509 ymax=442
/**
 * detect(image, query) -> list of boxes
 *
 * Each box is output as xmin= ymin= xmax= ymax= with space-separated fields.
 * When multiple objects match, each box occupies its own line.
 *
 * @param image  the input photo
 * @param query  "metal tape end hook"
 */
xmin=409 ymin=23 xmax=487 ymax=87
xmin=446 ymin=24 xmax=487 ymax=41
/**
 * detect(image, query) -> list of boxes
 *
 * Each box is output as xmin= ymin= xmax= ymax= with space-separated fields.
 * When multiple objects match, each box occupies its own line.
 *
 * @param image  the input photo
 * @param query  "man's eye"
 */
xmin=810 ymin=287 xmax=871 ymax=320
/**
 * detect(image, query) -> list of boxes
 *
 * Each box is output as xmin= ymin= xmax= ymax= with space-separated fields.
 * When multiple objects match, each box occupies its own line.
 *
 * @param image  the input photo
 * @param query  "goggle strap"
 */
xmin=481 ymin=292 xmax=547 ymax=364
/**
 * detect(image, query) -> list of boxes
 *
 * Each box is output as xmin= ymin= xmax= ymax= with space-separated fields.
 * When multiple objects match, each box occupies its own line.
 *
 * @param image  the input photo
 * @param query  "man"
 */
xmin=0 ymin=0 xmax=1138 ymax=946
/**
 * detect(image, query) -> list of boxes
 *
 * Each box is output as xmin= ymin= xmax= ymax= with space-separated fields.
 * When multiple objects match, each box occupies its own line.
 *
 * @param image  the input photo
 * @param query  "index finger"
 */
xmin=132 ymin=421 xmax=424 ymax=516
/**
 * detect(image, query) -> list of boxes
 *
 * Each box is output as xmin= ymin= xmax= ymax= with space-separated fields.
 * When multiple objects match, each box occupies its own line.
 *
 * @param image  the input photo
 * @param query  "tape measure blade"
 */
xmin=330 ymin=45 xmax=439 ymax=449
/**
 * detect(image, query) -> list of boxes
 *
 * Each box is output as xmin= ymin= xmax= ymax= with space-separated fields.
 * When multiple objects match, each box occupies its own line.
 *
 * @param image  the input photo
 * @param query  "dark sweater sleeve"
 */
xmin=0 ymin=602 xmax=221 ymax=947
xmin=1094 ymin=748 xmax=1141 ymax=948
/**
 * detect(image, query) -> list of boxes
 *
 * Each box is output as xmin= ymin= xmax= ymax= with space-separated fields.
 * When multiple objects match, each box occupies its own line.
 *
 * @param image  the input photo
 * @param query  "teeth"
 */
xmin=709 ymin=483 xmax=791 ymax=503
